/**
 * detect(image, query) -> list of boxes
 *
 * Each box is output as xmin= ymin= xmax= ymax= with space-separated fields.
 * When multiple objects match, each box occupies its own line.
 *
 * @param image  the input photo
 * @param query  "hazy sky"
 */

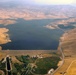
xmin=0 ymin=0 xmax=76 ymax=5
xmin=34 ymin=0 xmax=76 ymax=5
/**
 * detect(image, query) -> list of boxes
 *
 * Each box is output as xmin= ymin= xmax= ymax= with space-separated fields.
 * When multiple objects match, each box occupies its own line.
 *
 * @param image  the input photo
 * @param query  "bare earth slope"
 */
xmin=54 ymin=28 xmax=76 ymax=75
xmin=0 ymin=28 xmax=11 ymax=44
xmin=61 ymin=28 xmax=76 ymax=56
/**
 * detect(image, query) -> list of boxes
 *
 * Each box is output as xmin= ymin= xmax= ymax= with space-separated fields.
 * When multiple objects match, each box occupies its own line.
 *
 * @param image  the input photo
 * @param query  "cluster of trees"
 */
xmin=11 ymin=55 xmax=60 ymax=75
xmin=12 ymin=55 xmax=37 ymax=75
xmin=34 ymin=57 xmax=60 ymax=74
xmin=0 ymin=59 xmax=6 ymax=75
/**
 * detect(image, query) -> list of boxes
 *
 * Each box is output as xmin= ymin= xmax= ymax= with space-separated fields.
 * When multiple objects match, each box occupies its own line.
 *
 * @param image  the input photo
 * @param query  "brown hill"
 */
xmin=61 ymin=28 xmax=76 ymax=56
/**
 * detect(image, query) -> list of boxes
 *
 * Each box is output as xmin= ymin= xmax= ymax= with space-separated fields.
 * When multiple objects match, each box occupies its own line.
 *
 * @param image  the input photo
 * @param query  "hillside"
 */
xmin=0 ymin=5 xmax=76 ymax=20
xmin=61 ymin=28 xmax=76 ymax=56
xmin=0 ymin=28 xmax=11 ymax=44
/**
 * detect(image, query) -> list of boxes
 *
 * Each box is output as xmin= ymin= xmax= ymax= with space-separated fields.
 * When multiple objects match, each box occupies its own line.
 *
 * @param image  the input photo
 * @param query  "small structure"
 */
xmin=32 ymin=54 xmax=43 ymax=59
xmin=48 ymin=68 xmax=54 ymax=74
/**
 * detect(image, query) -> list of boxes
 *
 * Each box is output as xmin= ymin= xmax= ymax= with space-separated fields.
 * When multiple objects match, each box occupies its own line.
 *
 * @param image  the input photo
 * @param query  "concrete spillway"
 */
xmin=6 ymin=56 xmax=11 ymax=75
xmin=6 ymin=57 xmax=11 ymax=71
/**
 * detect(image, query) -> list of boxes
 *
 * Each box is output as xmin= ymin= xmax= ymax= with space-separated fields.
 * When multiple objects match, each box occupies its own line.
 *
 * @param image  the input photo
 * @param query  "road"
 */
xmin=52 ymin=41 xmax=65 ymax=75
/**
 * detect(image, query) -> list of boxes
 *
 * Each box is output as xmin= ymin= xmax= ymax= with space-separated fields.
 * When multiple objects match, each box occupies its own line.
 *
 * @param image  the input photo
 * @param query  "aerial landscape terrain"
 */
xmin=0 ymin=0 xmax=76 ymax=75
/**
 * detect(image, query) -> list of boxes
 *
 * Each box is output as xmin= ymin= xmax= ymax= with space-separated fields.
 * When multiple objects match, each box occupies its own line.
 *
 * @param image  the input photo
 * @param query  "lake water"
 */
xmin=0 ymin=19 xmax=63 ymax=50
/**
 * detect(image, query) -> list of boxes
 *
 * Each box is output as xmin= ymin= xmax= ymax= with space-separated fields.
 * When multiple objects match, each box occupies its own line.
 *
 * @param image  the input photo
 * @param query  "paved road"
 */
xmin=52 ymin=42 xmax=65 ymax=75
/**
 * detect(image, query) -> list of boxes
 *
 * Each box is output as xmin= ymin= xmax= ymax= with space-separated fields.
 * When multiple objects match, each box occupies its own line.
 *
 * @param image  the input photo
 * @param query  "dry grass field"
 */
xmin=54 ymin=57 xmax=75 ymax=75
xmin=65 ymin=60 xmax=76 ymax=75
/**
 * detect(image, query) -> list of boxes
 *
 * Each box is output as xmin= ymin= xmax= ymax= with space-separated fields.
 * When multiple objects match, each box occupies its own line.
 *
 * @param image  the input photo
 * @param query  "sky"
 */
xmin=0 ymin=0 xmax=76 ymax=5
xmin=34 ymin=0 xmax=75 ymax=5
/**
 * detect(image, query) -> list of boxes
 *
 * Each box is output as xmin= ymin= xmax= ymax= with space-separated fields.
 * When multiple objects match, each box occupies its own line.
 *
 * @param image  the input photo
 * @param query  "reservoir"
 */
xmin=0 ymin=19 xmax=64 ymax=50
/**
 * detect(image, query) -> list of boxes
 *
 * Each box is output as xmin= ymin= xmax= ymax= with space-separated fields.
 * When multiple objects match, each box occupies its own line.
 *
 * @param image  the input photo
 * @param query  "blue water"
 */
xmin=0 ymin=19 xmax=63 ymax=50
